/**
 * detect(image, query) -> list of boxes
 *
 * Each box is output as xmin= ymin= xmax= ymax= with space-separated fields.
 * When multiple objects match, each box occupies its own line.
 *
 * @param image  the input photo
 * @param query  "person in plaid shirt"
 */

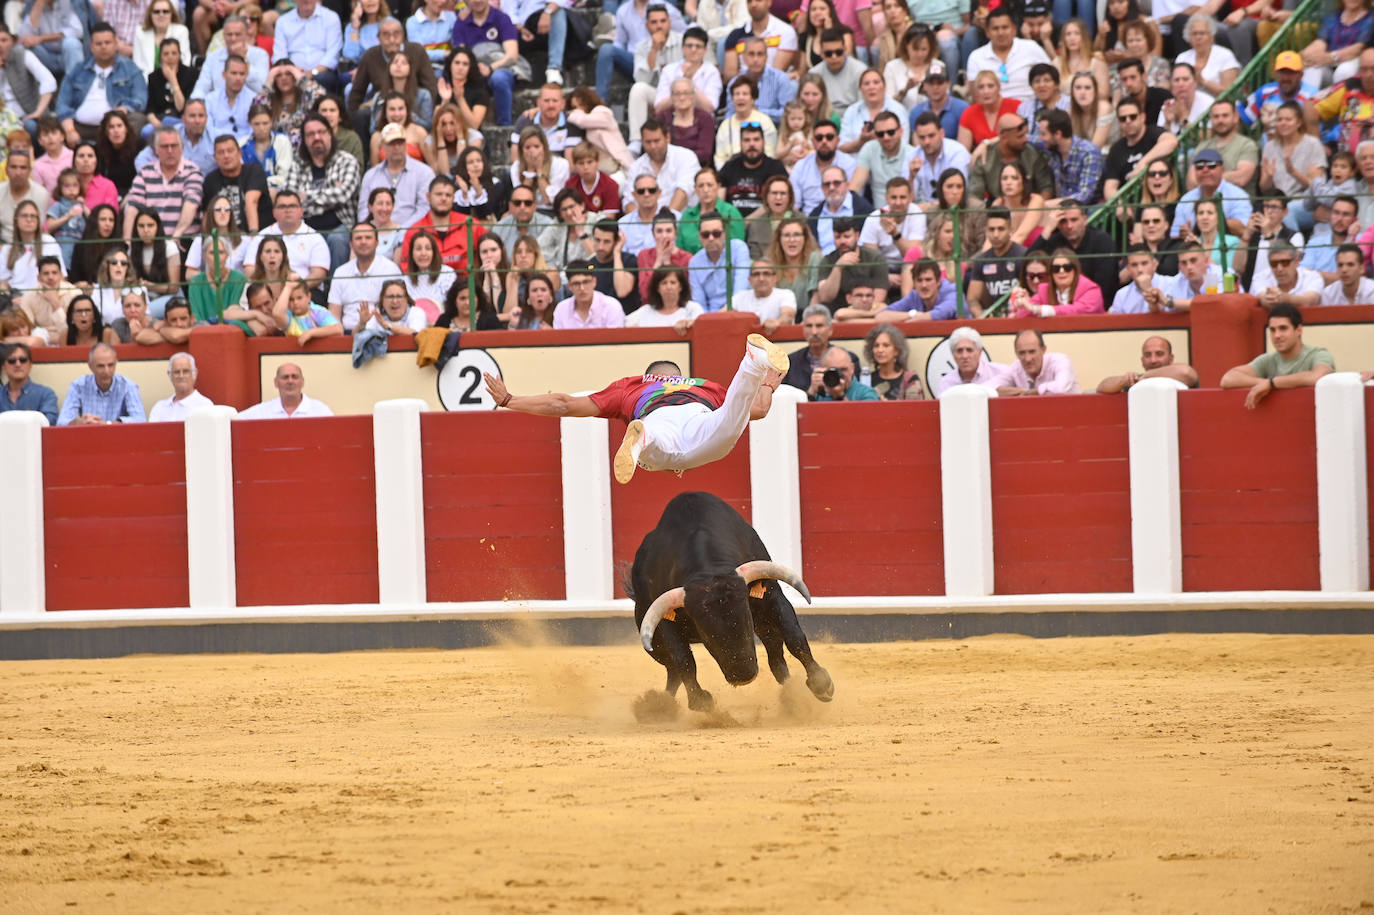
xmin=1033 ymin=109 xmax=1104 ymax=210
xmin=280 ymin=113 xmax=360 ymax=269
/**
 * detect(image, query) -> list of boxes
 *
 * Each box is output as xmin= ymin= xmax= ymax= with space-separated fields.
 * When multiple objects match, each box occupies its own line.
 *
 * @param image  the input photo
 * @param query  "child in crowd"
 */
xmin=273 ymin=278 xmax=343 ymax=343
xmin=1296 ymin=150 xmax=1359 ymax=235
xmin=45 ymin=170 xmax=87 ymax=270
xmin=776 ymin=100 xmax=815 ymax=169
xmin=564 ymin=142 xmax=621 ymax=219
xmin=32 ymin=120 xmax=72 ymax=196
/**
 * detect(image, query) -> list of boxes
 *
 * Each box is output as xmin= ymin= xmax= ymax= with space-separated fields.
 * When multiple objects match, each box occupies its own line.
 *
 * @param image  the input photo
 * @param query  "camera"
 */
xmin=822 ymin=367 xmax=842 ymax=388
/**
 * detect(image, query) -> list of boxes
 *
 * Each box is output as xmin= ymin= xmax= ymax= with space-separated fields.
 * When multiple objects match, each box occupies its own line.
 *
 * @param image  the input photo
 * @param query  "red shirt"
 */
xmin=565 ymin=172 xmax=621 ymax=216
xmin=398 ymin=212 xmax=486 ymax=275
xmin=959 ymin=98 xmax=1021 ymax=147
xmin=589 ymin=374 xmax=727 ymax=422
xmin=636 ymin=247 xmax=693 ymax=299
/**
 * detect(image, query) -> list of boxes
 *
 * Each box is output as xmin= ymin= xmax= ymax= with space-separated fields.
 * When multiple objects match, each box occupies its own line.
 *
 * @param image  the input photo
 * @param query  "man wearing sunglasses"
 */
xmin=1170 ymin=148 xmax=1253 ymax=237
xmin=789 ymin=122 xmax=854 ymax=213
xmin=687 ymin=212 xmax=751 ymax=312
xmin=807 ymin=29 xmax=865 ymax=117
xmin=0 ymin=343 xmax=57 ymax=426
xmin=807 ymin=165 xmax=872 ymax=255
xmin=1102 ymin=97 xmax=1176 ymax=203
xmin=849 ymin=111 xmax=918 ymax=204
xmin=967 ymin=112 xmax=1052 ymax=205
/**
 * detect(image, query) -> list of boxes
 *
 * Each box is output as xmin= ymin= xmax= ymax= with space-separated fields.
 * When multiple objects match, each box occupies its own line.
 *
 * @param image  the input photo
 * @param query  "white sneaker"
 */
xmin=614 ymin=420 xmax=646 ymax=484
xmin=546 ymin=68 xmax=563 ymax=86
xmin=746 ymin=333 xmax=788 ymax=373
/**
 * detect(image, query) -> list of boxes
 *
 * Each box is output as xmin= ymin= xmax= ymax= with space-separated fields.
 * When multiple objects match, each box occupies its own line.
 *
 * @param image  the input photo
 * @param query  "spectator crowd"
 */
xmin=2 ymin=0 xmax=1374 ymax=417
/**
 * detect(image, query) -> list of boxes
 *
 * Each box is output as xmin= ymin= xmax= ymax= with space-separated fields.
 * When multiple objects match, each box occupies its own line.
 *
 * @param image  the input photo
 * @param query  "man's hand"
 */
xmin=519 ymin=25 xmax=535 ymax=41
xmin=20 ymin=35 xmax=42 ymax=49
xmin=1245 ymin=377 xmax=1274 ymax=410
xmin=74 ymin=413 xmax=105 ymax=425
xmin=808 ymin=366 xmax=825 ymax=395
xmin=835 ymin=249 xmax=860 ymax=267
xmin=484 ymin=371 xmax=511 ymax=405
xmin=996 ymin=385 xmax=1031 ymax=397
xmin=879 ymin=211 xmax=898 ymax=236
xmin=537 ymin=10 xmax=552 ymax=34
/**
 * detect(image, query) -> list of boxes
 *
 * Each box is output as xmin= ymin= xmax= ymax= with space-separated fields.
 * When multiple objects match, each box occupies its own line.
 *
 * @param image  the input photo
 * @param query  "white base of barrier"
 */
xmin=3 ymin=591 xmax=1372 ymax=631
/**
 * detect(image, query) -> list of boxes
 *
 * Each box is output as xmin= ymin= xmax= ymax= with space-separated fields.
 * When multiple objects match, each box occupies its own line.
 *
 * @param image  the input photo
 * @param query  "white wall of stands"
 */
xmin=0 ymin=376 xmax=1370 ymax=623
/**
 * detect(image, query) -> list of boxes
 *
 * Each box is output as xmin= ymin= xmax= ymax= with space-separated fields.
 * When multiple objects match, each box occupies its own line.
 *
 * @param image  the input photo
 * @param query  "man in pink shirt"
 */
xmin=552 ymin=260 xmax=626 ymax=329
xmin=936 ymin=325 xmax=1007 ymax=396
xmin=996 ymin=328 xmax=1080 ymax=396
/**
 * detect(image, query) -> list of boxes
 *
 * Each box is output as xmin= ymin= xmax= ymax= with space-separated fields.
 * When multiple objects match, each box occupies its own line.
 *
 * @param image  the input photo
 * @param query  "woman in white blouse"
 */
xmin=0 ymin=201 xmax=63 ymax=295
xmin=133 ymin=0 xmax=192 ymax=78
xmin=625 ymin=264 xmax=703 ymax=334
xmin=1177 ymin=15 xmax=1240 ymax=99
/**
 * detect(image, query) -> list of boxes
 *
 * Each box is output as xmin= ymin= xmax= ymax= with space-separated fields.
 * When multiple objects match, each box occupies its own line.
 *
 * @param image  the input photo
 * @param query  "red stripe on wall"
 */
xmin=609 ymin=420 xmax=753 ymax=600
xmin=1179 ymin=389 xmax=1320 ymax=591
xmin=231 ymin=416 xmax=380 ymax=606
xmin=797 ymin=402 xmax=944 ymax=596
xmin=421 ymin=412 xmax=565 ymax=601
xmin=990 ymin=395 xmax=1132 ymax=594
xmin=42 ymin=424 xmax=190 ymax=611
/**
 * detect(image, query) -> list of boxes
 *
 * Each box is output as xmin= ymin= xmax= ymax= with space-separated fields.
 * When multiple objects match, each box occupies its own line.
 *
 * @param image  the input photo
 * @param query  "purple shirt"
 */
xmin=451 ymin=6 xmax=517 ymax=50
xmin=936 ymin=360 xmax=1006 ymax=397
xmin=553 ymin=291 xmax=626 ymax=329
xmin=1001 ymin=351 xmax=1079 ymax=394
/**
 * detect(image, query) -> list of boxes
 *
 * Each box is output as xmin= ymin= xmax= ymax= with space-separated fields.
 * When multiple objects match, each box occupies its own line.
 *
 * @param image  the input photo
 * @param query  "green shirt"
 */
xmin=677 ymin=200 xmax=746 ymax=254
xmin=189 ymin=269 xmax=247 ymax=325
xmin=1249 ymin=344 xmax=1335 ymax=379
xmin=817 ymin=380 xmax=880 ymax=401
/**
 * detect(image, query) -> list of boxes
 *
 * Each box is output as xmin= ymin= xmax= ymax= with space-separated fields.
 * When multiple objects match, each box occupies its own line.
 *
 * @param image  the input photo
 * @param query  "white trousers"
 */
xmin=637 ymin=348 xmax=768 ymax=472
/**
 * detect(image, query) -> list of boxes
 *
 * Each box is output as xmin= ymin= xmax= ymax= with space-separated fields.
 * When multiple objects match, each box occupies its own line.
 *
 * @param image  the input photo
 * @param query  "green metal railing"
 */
xmin=982 ymin=0 xmax=1331 ymax=317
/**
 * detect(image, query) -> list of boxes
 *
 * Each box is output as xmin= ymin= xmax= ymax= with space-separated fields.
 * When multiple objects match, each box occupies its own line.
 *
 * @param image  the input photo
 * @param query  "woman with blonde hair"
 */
xmin=775 ymin=99 xmax=814 ymax=170
xmin=1052 ymin=19 xmax=1110 ymax=100
xmin=766 ymin=216 xmax=822 ymax=312
xmin=1068 ymin=71 xmax=1115 ymax=150
xmin=134 ymin=0 xmax=191 ymax=77
xmin=958 ymin=70 xmax=1020 ymax=150
xmin=506 ymin=234 xmax=561 ymax=313
xmin=0 ymin=200 xmax=62 ymax=295
xmin=425 ymin=103 xmax=477 ymax=177
xmin=515 ymin=126 xmax=569 ymax=213
xmin=797 ymin=74 xmax=840 ymax=129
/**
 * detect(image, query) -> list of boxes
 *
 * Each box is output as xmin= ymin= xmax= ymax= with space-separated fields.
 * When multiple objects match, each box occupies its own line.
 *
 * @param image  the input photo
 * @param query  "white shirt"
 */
xmin=731 ymin=287 xmax=796 ymax=322
xmin=362 ymin=304 xmax=429 ymax=333
xmin=617 ymin=208 xmax=659 ymax=258
xmin=859 ymin=206 xmax=926 ymax=265
xmin=0 ymin=52 xmax=56 ymax=111
xmin=1159 ymin=90 xmax=1215 ymax=133
xmin=330 ymin=255 xmax=402 ymax=331
xmin=732 ymin=14 xmax=797 ymax=68
xmin=1108 ymin=274 xmax=1169 ymax=314
xmin=74 ymin=65 xmax=114 ymax=126
xmin=654 ymin=59 xmax=723 ymax=107
xmin=1155 ymin=264 xmax=1224 ymax=303
xmin=148 ymin=389 xmax=215 ymax=422
xmin=244 ymin=223 xmax=331 ymax=278
xmin=622 ymin=144 xmax=700 ymax=211
xmin=1256 ymin=266 xmax=1324 ymax=300
xmin=1178 ymin=46 xmax=1240 ymax=86
xmin=1321 ymin=276 xmax=1374 ymax=306
xmin=404 ymin=264 xmax=457 ymax=313
xmin=965 ymin=39 xmax=1051 ymax=104
xmin=237 ymin=393 xmax=334 ymax=419
xmin=625 ymin=300 xmax=705 ymax=326
xmin=1248 ymin=232 xmax=1304 ymax=294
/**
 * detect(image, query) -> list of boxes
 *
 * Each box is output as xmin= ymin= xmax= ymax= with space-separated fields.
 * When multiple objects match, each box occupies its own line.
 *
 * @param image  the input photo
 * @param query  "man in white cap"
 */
xmin=936 ymin=326 xmax=1006 ymax=397
xmin=149 ymin=353 xmax=216 ymax=422
xmin=357 ymin=122 xmax=435 ymax=227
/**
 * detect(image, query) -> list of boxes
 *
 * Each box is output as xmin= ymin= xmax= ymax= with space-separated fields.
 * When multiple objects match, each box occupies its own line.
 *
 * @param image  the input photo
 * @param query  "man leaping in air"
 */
xmin=483 ymin=333 xmax=788 ymax=483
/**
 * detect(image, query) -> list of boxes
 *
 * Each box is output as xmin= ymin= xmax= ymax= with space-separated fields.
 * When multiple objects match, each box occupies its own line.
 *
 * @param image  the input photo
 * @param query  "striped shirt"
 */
xmin=125 ymin=158 xmax=204 ymax=238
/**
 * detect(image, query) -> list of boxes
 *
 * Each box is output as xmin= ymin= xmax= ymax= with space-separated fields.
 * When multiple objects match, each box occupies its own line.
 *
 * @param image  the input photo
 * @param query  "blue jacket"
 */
xmin=57 ymin=57 xmax=148 ymax=122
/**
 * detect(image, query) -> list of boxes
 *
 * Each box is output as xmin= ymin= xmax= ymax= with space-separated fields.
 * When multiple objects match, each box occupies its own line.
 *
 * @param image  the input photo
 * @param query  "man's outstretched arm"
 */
xmin=484 ymin=373 xmax=602 ymax=416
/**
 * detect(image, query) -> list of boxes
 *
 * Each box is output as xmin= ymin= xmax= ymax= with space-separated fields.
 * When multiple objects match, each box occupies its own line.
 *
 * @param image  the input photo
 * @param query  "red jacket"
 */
xmin=398 ymin=212 xmax=486 ymax=275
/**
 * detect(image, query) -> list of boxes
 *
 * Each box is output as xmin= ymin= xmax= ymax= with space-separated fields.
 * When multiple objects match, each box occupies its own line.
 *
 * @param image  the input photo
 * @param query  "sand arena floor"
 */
xmin=1 ymin=632 xmax=1371 ymax=913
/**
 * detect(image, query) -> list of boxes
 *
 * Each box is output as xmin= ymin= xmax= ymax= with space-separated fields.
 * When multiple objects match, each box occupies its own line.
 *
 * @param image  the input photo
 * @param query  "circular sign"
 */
xmin=925 ymin=334 xmax=990 ymax=395
xmin=437 ymin=347 xmax=504 ymax=411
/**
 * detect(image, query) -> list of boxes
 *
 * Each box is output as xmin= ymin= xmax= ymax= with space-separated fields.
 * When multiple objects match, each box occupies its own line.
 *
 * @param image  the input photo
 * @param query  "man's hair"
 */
xmin=275 ymin=189 xmax=302 ymax=206
xmin=1126 ymin=243 xmax=1155 ymax=258
xmin=1015 ymin=328 xmax=1046 ymax=348
xmin=1212 ymin=98 xmax=1239 ymax=115
xmin=1336 ymin=242 xmax=1363 ymax=260
xmin=1117 ymin=57 xmax=1144 ymax=77
xmin=872 ymin=110 xmax=901 ymax=130
xmin=645 ymin=3 xmax=670 ymax=17
xmin=833 ymin=216 xmax=861 ymax=235
xmin=566 ymin=259 xmax=596 ymax=278
xmin=571 ymin=141 xmax=599 ymax=162
xmin=164 ymin=299 xmax=192 ymax=321
xmin=912 ymin=258 xmax=940 ymax=280
xmin=801 ymin=303 xmax=832 ymax=323
xmin=89 ymin=21 xmax=117 ymax=39
xmin=213 ymin=133 xmax=239 ymax=149
xmin=644 ymin=360 xmax=682 ymax=375
xmin=819 ymin=28 xmax=845 ymax=44
xmin=913 ymin=111 xmax=941 ymax=131
xmin=884 ymin=176 xmax=910 ymax=193
xmin=428 ymin=174 xmax=456 ymax=193
xmin=160 ymin=35 xmax=180 ymax=50
xmin=183 ymin=97 xmax=207 ymax=113
xmin=1333 ymin=195 xmax=1360 ymax=212
xmin=1172 ymin=62 xmax=1198 ymax=80
xmin=224 ymin=53 xmax=248 ymax=70
xmin=641 ymin=117 xmax=666 ymax=137
xmin=739 ymin=121 xmax=765 ymax=140
xmin=1040 ymin=108 xmax=1073 ymax=140
xmin=698 ymin=212 xmax=726 ymax=231
xmin=6 ymin=147 xmax=30 ymax=165
xmin=351 ymin=220 xmax=377 ymax=237
xmin=36 ymin=254 xmax=62 ymax=271
xmin=985 ymin=7 xmax=1015 ymax=26
xmin=593 ymin=218 xmax=619 ymax=236
xmin=5 ymin=340 xmax=31 ymax=361
xmin=1058 ymin=198 xmax=1084 ymax=213
xmin=1115 ymin=97 xmax=1142 ymax=117
xmin=89 ymin=341 xmax=116 ymax=362
xmin=683 ymin=26 xmax=708 ymax=44
xmin=36 ymin=116 xmax=61 ymax=135
xmin=984 ymin=206 xmax=1011 ymax=225
xmin=1028 ymin=62 xmax=1060 ymax=84
xmin=1269 ymin=302 xmax=1303 ymax=327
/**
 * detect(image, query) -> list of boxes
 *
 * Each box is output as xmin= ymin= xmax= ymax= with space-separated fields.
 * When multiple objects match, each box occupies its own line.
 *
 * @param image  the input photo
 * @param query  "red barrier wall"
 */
xmin=989 ymin=395 xmax=1133 ymax=594
xmin=231 ymin=416 xmax=380 ymax=606
xmin=42 ymin=424 xmax=189 ymax=610
xmin=796 ymin=402 xmax=945 ymax=596
xmin=1367 ymin=388 xmax=1373 ymax=584
xmin=608 ymin=421 xmax=753 ymax=599
xmin=420 ymin=412 xmax=565 ymax=601
xmin=1178 ymin=389 xmax=1320 ymax=591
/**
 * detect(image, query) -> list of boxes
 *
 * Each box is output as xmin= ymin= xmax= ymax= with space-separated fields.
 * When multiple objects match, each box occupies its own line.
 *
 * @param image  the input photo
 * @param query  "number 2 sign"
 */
xmin=437 ymin=348 xmax=503 ymax=411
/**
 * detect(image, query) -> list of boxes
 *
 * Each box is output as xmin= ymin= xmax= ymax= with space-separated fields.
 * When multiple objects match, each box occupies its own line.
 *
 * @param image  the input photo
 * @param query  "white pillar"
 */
xmin=1315 ymin=373 xmax=1369 ymax=592
xmin=561 ymin=415 xmax=613 ymax=601
xmin=1128 ymin=377 xmax=1187 ymax=594
xmin=373 ymin=399 xmax=429 ymax=605
xmin=749 ymin=385 xmax=805 ymax=574
xmin=940 ymin=385 xmax=994 ymax=596
xmin=185 ymin=406 xmax=239 ymax=609
xmin=0 ymin=411 xmax=47 ymax=617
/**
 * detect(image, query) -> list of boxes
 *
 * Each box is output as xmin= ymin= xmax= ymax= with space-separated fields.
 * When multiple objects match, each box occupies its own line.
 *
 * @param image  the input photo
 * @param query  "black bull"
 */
xmin=629 ymin=492 xmax=834 ymax=711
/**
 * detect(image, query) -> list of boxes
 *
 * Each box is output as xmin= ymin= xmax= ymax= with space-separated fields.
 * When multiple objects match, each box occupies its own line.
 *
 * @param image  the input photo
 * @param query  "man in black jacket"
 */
xmin=1033 ymin=199 xmax=1119 ymax=305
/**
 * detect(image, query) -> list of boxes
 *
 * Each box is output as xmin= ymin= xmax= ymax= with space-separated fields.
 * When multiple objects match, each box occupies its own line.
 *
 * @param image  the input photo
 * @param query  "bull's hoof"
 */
xmin=806 ymin=668 xmax=834 ymax=702
xmin=687 ymin=689 xmax=715 ymax=712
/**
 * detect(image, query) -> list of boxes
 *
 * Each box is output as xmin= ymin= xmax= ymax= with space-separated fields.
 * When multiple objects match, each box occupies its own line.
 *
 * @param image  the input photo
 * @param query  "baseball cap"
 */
xmin=380 ymin=122 xmax=406 ymax=144
xmin=923 ymin=61 xmax=948 ymax=83
xmin=1193 ymin=148 xmax=1223 ymax=164
xmin=1273 ymin=51 xmax=1302 ymax=72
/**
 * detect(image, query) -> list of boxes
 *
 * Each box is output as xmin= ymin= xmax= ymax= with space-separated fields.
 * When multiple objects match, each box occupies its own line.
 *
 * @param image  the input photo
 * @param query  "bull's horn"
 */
xmin=735 ymin=560 xmax=812 ymax=604
xmin=639 ymin=587 xmax=685 ymax=653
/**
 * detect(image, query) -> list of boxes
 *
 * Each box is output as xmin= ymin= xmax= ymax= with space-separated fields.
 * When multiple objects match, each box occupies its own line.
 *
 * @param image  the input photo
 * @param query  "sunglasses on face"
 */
xmin=1026 ymin=270 xmax=1046 ymax=281
xmin=635 ymin=186 xmax=659 ymax=195
xmin=814 ymin=133 xmax=836 ymax=142
xmin=822 ymin=48 xmax=845 ymax=58
xmin=874 ymin=128 xmax=898 ymax=138
xmin=110 ymin=258 xmax=129 ymax=265
xmin=1051 ymin=263 xmax=1075 ymax=273
xmin=5 ymin=355 xmax=29 ymax=364
xmin=1147 ymin=169 xmax=1170 ymax=178
xmin=1140 ymin=217 xmax=1164 ymax=224
xmin=822 ymin=179 xmax=845 ymax=187
xmin=511 ymin=198 xmax=535 ymax=206
xmin=1118 ymin=112 xmax=1140 ymax=122
xmin=699 ymin=229 xmax=723 ymax=239
xmin=1195 ymin=162 xmax=1220 ymax=170
xmin=1269 ymin=258 xmax=1293 ymax=267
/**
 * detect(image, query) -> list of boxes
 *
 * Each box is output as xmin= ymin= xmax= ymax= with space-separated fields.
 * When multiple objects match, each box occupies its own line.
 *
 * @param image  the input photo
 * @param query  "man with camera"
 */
xmin=812 ymin=345 xmax=879 ymax=402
